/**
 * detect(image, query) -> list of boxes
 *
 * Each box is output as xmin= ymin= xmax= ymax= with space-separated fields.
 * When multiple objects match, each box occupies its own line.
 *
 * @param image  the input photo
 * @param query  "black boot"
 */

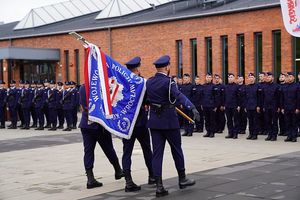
xmin=203 ymin=132 xmax=210 ymax=137
xmin=265 ymin=135 xmax=272 ymax=141
xmin=113 ymin=162 xmax=124 ymax=180
xmin=209 ymin=132 xmax=215 ymax=138
xmin=86 ymin=169 xmax=103 ymax=189
xmin=124 ymin=171 xmax=141 ymax=192
xmin=178 ymin=170 xmax=195 ymax=189
xmin=148 ymin=176 xmax=156 ymax=185
xmin=246 ymin=134 xmax=253 ymax=140
xmin=155 ymin=177 xmax=168 ymax=197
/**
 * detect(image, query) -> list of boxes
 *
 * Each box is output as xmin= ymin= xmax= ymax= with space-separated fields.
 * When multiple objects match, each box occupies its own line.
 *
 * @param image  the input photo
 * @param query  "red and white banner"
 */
xmin=280 ymin=0 xmax=300 ymax=37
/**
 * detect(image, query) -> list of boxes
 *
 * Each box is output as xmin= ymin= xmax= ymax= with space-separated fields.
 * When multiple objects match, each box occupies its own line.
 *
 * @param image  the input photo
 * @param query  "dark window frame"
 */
xmin=0 ymin=60 xmax=3 ymax=81
xmin=221 ymin=35 xmax=228 ymax=83
xmin=237 ymin=34 xmax=245 ymax=77
xmin=176 ymin=40 xmax=183 ymax=78
xmin=64 ymin=50 xmax=69 ymax=81
xmin=205 ymin=37 xmax=212 ymax=74
xmin=272 ymin=30 xmax=281 ymax=80
xmin=74 ymin=49 xmax=80 ymax=84
xmin=293 ymin=36 xmax=300 ymax=76
xmin=254 ymin=32 xmax=263 ymax=81
xmin=190 ymin=38 xmax=198 ymax=79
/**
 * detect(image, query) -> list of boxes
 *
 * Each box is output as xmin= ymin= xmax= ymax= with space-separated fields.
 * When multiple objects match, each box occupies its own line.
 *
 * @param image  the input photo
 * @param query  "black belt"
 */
xmin=150 ymin=103 xmax=175 ymax=109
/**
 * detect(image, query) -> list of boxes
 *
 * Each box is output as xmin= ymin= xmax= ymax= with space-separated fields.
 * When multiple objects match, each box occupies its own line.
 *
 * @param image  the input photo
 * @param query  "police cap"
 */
xmin=125 ymin=56 xmax=141 ymax=69
xmin=153 ymin=55 xmax=170 ymax=68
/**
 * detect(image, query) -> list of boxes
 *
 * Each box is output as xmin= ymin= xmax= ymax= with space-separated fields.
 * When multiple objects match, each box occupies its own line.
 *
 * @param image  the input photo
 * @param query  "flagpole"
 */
xmin=175 ymin=107 xmax=195 ymax=124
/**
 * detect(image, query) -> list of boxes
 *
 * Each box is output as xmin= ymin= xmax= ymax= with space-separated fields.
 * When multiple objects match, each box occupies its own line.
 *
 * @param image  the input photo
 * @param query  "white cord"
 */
xmin=168 ymin=78 xmax=177 ymax=104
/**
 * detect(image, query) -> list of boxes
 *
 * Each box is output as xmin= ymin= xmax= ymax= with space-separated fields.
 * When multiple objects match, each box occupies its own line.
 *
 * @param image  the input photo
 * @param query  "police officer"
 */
xmin=34 ymin=81 xmax=45 ymax=130
xmin=7 ymin=80 xmax=18 ymax=129
xmin=62 ymin=82 xmax=74 ymax=131
xmin=56 ymin=82 xmax=65 ymax=129
xmin=224 ymin=73 xmax=239 ymax=139
xmin=237 ymin=75 xmax=247 ymax=134
xmin=278 ymin=73 xmax=287 ymax=136
xmin=147 ymin=55 xmax=199 ymax=197
xmin=79 ymin=84 xmax=124 ymax=189
xmin=258 ymin=72 xmax=267 ymax=135
xmin=30 ymin=81 xmax=38 ymax=128
xmin=181 ymin=73 xmax=194 ymax=136
xmin=202 ymin=73 xmax=217 ymax=138
xmin=0 ymin=80 xmax=7 ymax=129
xmin=48 ymin=81 xmax=59 ymax=131
xmin=281 ymin=72 xmax=299 ymax=142
xmin=245 ymin=73 xmax=262 ymax=140
xmin=214 ymin=74 xmax=225 ymax=133
xmin=70 ymin=81 xmax=79 ymax=129
xmin=17 ymin=80 xmax=25 ymax=128
xmin=122 ymin=57 xmax=154 ymax=192
xmin=43 ymin=80 xmax=51 ymax=128
xmin=20 ymin=81 xmax=32 ymax=129
xmin=191 ymin=76 xmax=204 ymax=132
xmin=262 ymin=72 xmax=280 ymax=141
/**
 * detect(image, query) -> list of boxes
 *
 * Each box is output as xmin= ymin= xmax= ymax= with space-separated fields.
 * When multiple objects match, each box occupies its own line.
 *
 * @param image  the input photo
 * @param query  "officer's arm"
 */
xmin=79 ymin=85 xmax=87 ymax=110
xmin=170 ymin=82 xmax=195 ymax=110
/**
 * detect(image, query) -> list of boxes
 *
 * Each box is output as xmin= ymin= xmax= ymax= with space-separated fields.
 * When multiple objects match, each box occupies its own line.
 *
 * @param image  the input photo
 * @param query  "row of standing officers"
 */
xmin=0 ymin=80 xmax=80 ymax=131
xmin=177 ymin=72 xmax=300 ymax=143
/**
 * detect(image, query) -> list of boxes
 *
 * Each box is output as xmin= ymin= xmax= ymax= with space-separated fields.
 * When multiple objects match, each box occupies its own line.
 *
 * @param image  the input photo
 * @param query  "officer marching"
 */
xmin=122 ymin=57 xmax=155 ymax=192
xmin=146 ymin=55 xmax=199 ymax=197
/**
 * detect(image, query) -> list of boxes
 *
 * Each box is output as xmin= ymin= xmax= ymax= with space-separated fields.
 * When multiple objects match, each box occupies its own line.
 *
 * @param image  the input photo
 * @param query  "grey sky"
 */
xmin=0 ymin=0 xmax=67 ymax=23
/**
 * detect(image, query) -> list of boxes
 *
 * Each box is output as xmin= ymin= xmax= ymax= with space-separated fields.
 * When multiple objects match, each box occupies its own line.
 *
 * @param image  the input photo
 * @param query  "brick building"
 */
xmin=0 ymin=0 xmax=299 ymax=86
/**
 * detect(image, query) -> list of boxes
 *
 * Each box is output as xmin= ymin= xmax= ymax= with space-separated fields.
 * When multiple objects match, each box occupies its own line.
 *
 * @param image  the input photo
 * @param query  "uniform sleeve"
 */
xmin=170 ymin=81 xmax=195 ymax=110
xmin=79 ymin=85 xmax=87 ymax=109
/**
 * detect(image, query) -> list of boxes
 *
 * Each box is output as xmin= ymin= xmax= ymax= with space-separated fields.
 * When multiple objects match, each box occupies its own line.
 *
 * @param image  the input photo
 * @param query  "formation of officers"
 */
xmin=0 ymin=80 xmax=79 ymax=131
xmin=177 ymin=71 xmax=300 ymax=143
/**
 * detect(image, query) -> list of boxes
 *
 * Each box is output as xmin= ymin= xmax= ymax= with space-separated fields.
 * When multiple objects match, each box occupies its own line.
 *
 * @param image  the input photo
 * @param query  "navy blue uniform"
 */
xmin=34 ymin=89 xmax=45 ymax=128
xmin=0 ymin=88 xmax=7 ymax=127
xmin=30 ymin=88 xmax=37 ymax=127
xmin=191 ymin=84 xmax=204 ymax=132
xmin=7 ymin=87 xmax=18 ymax=127
xmin=281 ymin=83 xmax=300 ymax=141
xmin=237 ymin=84 xmax=247 ymax=134
xmin=262 ymin=83 xmax=280 ymax=140
xmin=72 ymin=87 xmax=79 ymax=128
xmin=122 ymin=97 xmax=153 ymax=177
xmin=17 ymin=88 xmax=24 ymax=127
xmin=201 ymin=82 xmax=217 ymax=137
xmin=57 ymin=89 xmax=64 ymax=128
xmin=79 ymin=85 xmax=121 ymax=170
xmin=181 ymin=83 xmax=194 ymax=135
xmin=278 ymin=83 xmax=286 ymax=135
xmin=224 ymin=83 xmax=239 ymax=138
xmin=62 ymin=89 xmax=75 ymax=129
xmin=147 ymin=72 xmax=195 ymax=178
xmin=257 ymin=82 xmax=267 ymax=134
xmin=245 ymin=83 xmax=262 ymax=139
xmin=20 ymin=88 xmax=33 ymax=128
xmin=214 ymin=83 xmax=226 ymax=133
xmin=47 ymin=89 xmax=59 ymax=128
xmin=43 ymin=88 xmax=50 ymax=127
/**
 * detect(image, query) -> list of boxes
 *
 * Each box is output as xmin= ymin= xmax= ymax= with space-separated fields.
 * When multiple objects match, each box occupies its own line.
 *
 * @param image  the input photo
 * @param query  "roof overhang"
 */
xmin=0 ymin=47 xmax=60 ymax=60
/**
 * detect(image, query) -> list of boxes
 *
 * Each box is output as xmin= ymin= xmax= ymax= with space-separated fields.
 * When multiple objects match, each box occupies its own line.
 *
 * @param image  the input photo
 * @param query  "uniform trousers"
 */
xmin=81 ymin=127 xmax=119 ymax=170
xmin=150 ymin=129 xmax=185 ymax=177
xmin=122 ymin=126 xmax=153 ymax=175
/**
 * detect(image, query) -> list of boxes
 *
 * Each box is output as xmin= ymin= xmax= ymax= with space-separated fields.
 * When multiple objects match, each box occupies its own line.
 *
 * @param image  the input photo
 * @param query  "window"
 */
xmin=221 ymin=36 xmax=228 ymax=83
xmin=205 ymin=37 xmax=212 ymax=74
xmin=293 ymin=37 xmax=300 ymax=76
xmin=64 ymin=50 xmax=69 ymax=81
xmin=254 ymin=32 xmax=263 ymax=80
xmin=190 ymin=39 xmax=198 ymax=78
xmin=74 ymin=49 xmax=80 ymax=84
xmin=237 ymin=34 xmax=245 ymax=77
xmin=273 ymin=30 xmax=281 ymax=79
xmin=176 ymin=40 xmax=183 ymax=77
xmin=0 ymin=60 xmax=3 ymax=81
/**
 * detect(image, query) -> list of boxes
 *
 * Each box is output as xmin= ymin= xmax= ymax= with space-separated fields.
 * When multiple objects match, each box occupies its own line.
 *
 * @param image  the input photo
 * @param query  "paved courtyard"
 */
xmin=0 ymin=124 xmax=300 ymax=200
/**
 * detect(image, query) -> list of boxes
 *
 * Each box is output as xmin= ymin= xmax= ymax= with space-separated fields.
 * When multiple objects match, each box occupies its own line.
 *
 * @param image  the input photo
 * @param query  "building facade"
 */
xmin=0 ymin=0 xmax=299 ymax=86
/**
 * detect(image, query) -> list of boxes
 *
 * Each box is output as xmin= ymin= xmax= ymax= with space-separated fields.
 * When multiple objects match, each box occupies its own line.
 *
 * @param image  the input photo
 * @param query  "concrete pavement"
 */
xmin=0 ymin=124 xmax=300 ymax=200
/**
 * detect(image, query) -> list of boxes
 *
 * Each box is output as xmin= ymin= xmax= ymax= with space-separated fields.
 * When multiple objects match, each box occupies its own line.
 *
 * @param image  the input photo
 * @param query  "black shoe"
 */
xmin=251 ymin=135 xmax=258 ymax=140
xmin=17 ymin=124 xmax=24 ymax=128
xmin=217 ymin=130 xmax=223 ymax=133
xmin=182 ymin=132 xmax=189 ymax=136
xmin=57 ymin=125 xmax=64 ymax=129
xmin=197 ymin=129 xmax=203 ymax=133
xmin=8 ymin=125 xmax=17 ymax=129
xmin=270 ymin=137 xmax=277 ymax=141
xmin=246 ymin=135 xmax=252 ymax=140
xmin=124 ymin=172 xmax=141 ymax=192
xmin=156 ymin=177 xmax=168 ymax=197
xmin=7 ymin=124 xmax=12 ymax=128
xmin=225 ymin=135 xmax=233 ymax=139
xmin=178 ymin=170 xmax=196 ymax=189
xmin=291 ymin=138 xmax=297 ymax=142
xmin=209 ymin=133 xmax=215 ymax=138
xmin=203 ymin=133 xmax=210 ymax=137
xmin=186 ymin=132 xmax=193 ymax=137
xmin=265 ymin=136 xmax=272 ymax=141
xmin=63 ymin=128 xmax=72 ymax=131
xmin=86 ymin=169 xmax=103 ymax=189
xmin=48 ymin=127 xmax=57 ymax=131
xmin=239 ymin=131 xmax=246 ymax=134
xmin=30 ymin=124 xmax=37 ymax=128
xmin=114 ymin=163 xmax=124 ymax=180
xmin=44 ymin=125 xmax=51 ymax=128
xmin=148 ymin=176 xmax=156 ymax=185
xmin=35 ymin=127 xmax=44 ymax=130
xmin=284 ymin=137 xmax=292 ymax=142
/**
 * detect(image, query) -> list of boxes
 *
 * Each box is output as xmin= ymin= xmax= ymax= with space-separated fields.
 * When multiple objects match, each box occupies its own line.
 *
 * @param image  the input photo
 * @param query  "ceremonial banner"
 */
xmin=84 ymin=44 xmax=146 ymax=139
xmin=280 ymin=0 xmax=300 ymax=37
